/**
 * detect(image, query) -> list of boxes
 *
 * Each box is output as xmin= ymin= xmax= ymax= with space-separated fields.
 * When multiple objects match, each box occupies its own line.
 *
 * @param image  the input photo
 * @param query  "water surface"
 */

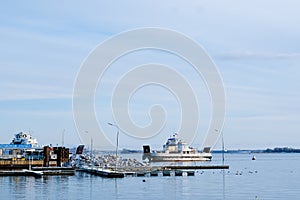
xmin=1 ymin=153 xmax=299 ymax=199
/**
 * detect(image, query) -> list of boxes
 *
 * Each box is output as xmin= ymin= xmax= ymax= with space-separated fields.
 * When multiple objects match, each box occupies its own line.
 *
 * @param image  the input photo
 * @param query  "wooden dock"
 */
xmin=0 ymin=160 xmax=43 ymax=169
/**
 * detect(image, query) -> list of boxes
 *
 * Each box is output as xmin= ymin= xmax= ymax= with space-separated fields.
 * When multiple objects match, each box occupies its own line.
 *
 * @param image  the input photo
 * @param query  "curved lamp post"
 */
xmin=108 ymin=122 xmax=120 ymax=172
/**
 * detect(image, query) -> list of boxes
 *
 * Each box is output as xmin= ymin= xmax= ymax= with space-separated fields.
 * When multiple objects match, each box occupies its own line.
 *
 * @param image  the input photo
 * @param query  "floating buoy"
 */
xmin=252 ymin=156 xmax=256 ymax=160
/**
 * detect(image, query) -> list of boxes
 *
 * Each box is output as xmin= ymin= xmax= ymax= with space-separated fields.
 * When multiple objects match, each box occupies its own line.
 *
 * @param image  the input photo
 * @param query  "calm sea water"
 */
xmin=1 ymin=153 xmax=299 ymax=200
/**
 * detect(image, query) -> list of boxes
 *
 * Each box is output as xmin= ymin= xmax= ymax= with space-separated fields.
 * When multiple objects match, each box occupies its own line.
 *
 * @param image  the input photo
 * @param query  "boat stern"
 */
xmin=142 ymin=145 xmax=151 ymax=160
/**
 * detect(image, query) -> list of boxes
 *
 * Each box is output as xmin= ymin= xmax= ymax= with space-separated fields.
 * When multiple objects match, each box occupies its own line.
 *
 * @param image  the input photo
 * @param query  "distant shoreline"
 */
xmin=119 ymin=147 xmax=300 ymax=154
xmin=213 ymin=147 xmax=300 ymax=154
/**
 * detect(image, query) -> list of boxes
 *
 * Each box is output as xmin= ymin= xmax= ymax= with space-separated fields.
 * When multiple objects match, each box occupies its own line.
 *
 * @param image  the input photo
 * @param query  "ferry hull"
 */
xmin=143 ymin=153 xmax=212 ymax=162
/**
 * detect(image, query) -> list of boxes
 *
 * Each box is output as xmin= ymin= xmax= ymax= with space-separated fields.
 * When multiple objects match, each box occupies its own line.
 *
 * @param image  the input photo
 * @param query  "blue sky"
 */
xmin=1 ymin=1 xmax=300 ymax=149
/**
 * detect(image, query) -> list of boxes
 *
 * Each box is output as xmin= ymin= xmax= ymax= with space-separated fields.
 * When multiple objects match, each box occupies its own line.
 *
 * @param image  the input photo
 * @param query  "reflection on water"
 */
xmin=1 ymin=153 xmax=300 ymax=199
xmin=114 ymin=178 xmax=118 ymax=200
xmin=222 ymin=169 xmax=225 ymax=199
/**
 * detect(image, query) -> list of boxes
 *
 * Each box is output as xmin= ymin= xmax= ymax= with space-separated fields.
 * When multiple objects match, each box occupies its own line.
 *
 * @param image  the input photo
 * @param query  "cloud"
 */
xmin=219 ymin=51 xmax=300 ymax=60
xmin=0 ymin=82 xmax=72 ymax=101
xmin=236 ymin=114 xmax=299 ymax=121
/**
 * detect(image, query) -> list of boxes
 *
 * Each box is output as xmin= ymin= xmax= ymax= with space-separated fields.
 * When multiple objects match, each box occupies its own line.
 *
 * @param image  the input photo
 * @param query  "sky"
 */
xmin=0 ymin=1 xmax=300 ymax=150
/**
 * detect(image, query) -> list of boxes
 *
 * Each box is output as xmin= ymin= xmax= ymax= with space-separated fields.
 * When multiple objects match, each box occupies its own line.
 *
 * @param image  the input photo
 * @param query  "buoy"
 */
xmin=252 ymin=155 xmax=256 ymax=160
xmin=142 ymin=179 xmax=146 ymax=182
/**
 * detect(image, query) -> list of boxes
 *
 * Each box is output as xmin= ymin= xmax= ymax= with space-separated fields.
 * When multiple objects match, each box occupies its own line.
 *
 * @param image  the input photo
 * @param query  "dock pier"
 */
xmin=0 ymin=167 xmax=75 ymax=177
xmin=79 ymin=167 xmax=124 ymax=178
xmin=79 ymin=164 xmax=229 ymax=178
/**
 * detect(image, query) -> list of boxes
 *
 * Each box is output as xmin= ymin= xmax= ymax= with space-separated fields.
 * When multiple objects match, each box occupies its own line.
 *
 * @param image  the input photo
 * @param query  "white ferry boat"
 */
xmin=0 ymin=131 xmax=42 ymax=160
xmin=11 ymin=131 xmax=38 ymax=147
xmin=142 ymin=133 xmax=212 ymax=162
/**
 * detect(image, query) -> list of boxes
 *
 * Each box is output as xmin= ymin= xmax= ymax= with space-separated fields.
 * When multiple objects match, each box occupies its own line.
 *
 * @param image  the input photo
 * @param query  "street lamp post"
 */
xmin=90 ymin=136 xmax=93 ymax=158
xmin=108 ymin=122 xmax=120 ymax=172
xmin=84 ymin=131 xmax=93 ymax=158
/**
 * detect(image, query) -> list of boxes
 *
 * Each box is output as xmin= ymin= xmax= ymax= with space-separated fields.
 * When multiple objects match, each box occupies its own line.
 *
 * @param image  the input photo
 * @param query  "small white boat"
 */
xmin=142 ymin=133 xmax=212 ymax=162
